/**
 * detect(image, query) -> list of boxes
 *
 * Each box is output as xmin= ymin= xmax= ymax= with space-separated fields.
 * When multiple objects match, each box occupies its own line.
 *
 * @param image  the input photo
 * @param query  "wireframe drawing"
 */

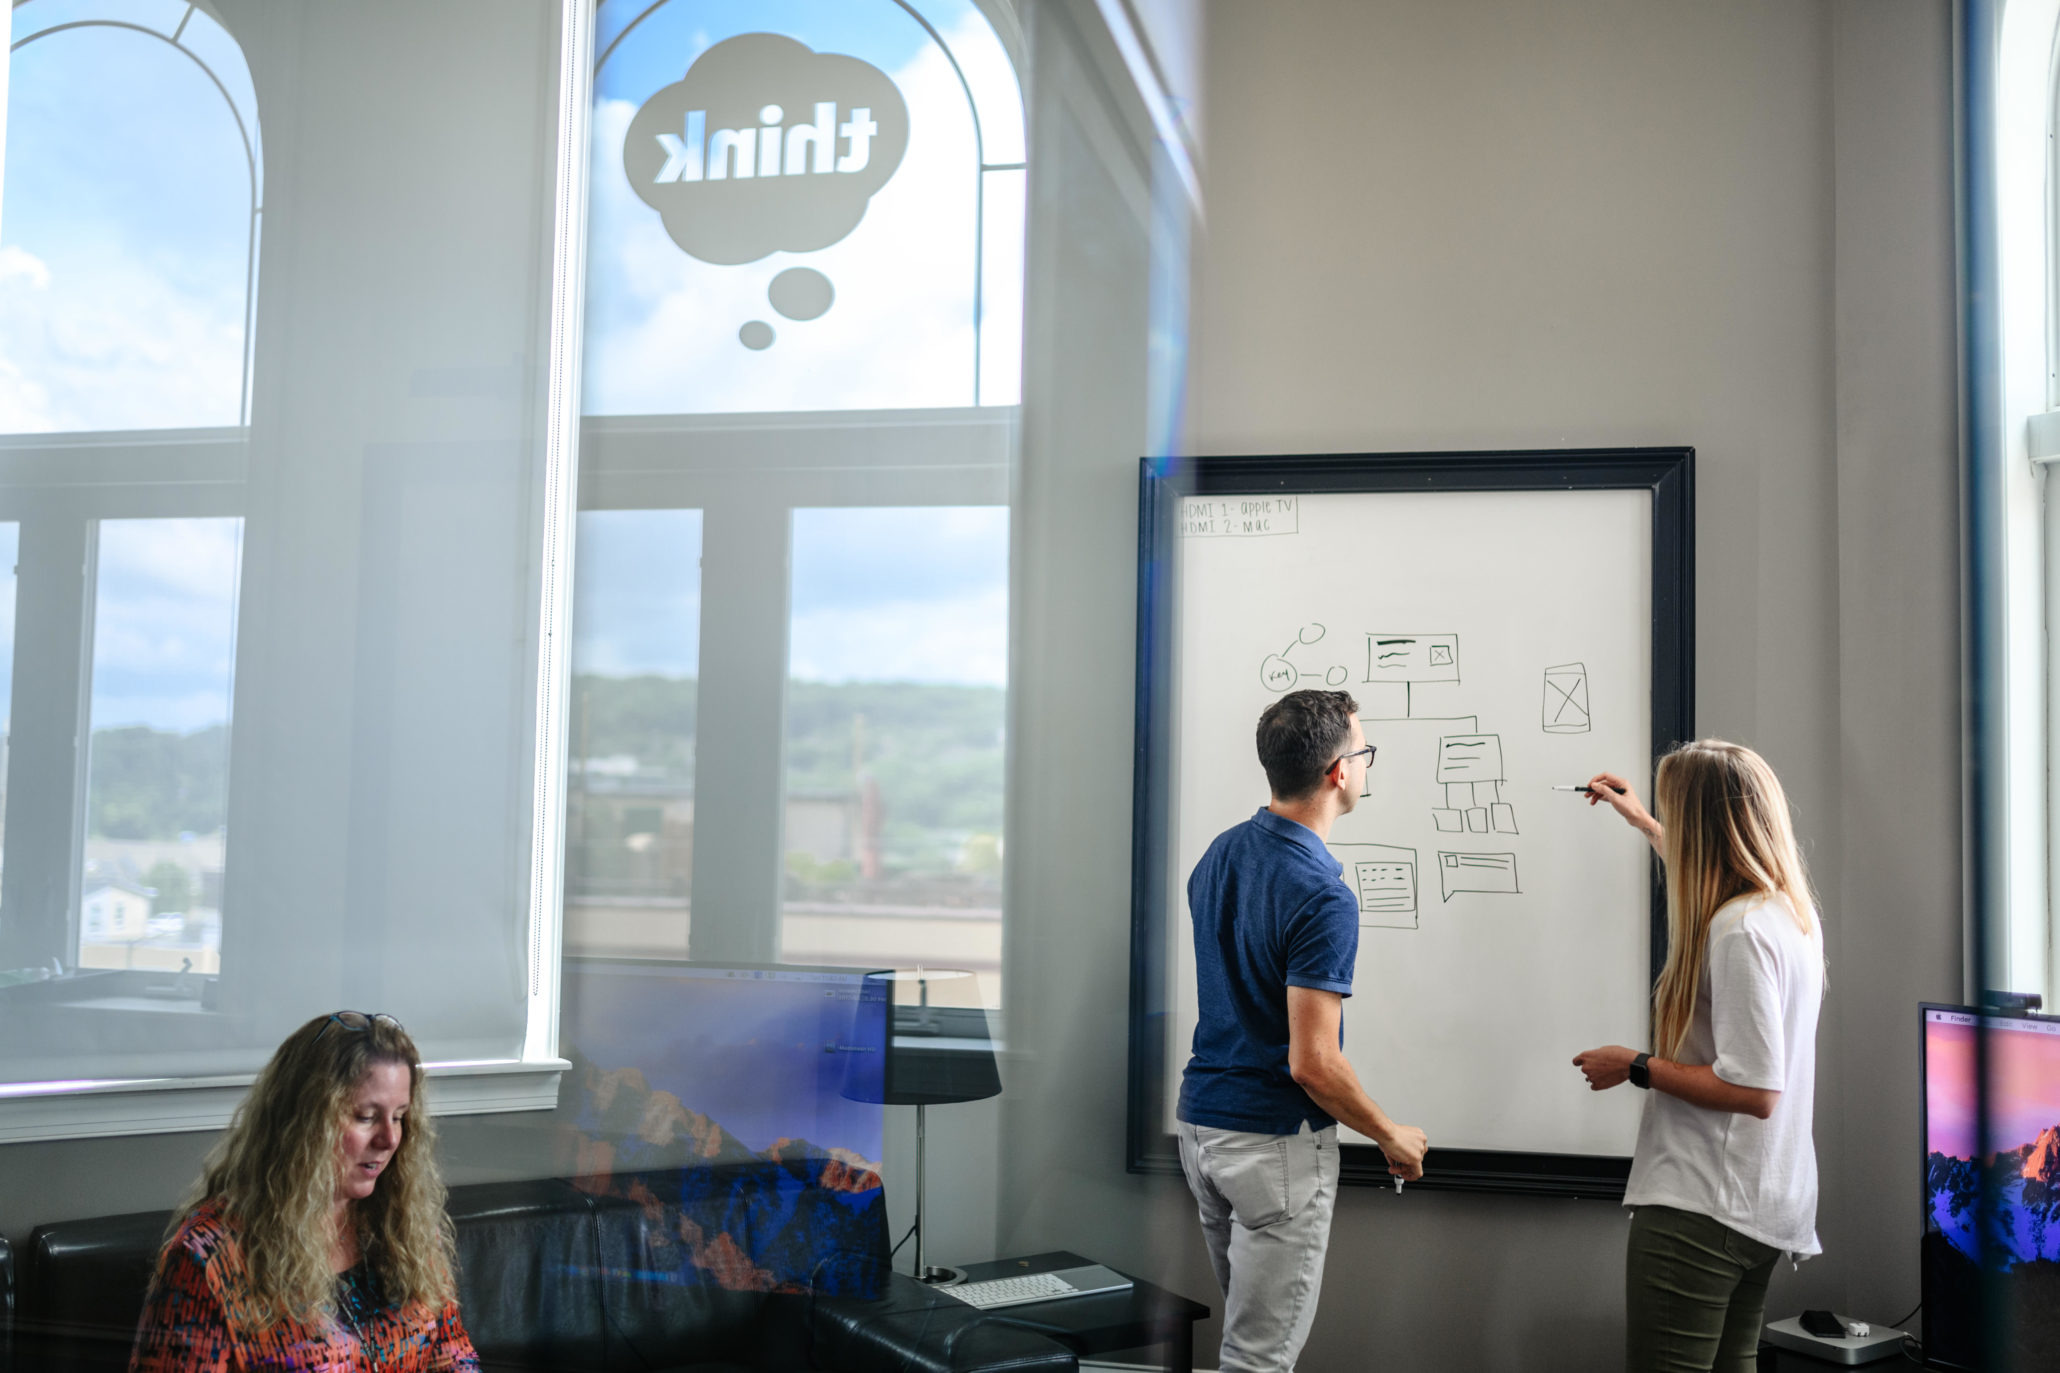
xmin=1542 ymin=662 xmax=1591 ymax=734
xmin=1328 ymin=842 xmax=1419 ymax=929
xmin=1436 ymin=851 xmax=1520 ymax=902
xmin=1432 ymin=734 xmax=1518 ymax=835
xmin=1260 ymin=623 xmax=1352 ymax=693
xmin=1363 ymin=632 xmax=1459 ymax=715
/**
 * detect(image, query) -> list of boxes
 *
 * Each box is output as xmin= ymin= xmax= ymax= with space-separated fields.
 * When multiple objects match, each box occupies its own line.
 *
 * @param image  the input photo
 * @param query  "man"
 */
xmin=1177 ymin=689 xmax=1429 ymax=1373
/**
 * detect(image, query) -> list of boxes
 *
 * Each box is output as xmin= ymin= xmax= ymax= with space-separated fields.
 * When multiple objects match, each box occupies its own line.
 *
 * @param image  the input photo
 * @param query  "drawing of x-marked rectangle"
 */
xmin=1365 ymin=633 xmax=1459 ymax=684
xmin=1330 ymin=843 xmax=1417 ymax=928
xmin=1542 ymin=661 xmax=1592 ymax=734
xmin=1437 ymin=851 xmax=1519 ymax=902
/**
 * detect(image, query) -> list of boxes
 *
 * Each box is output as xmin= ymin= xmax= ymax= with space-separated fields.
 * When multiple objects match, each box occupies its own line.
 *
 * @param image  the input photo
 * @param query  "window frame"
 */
xmin=573 ymin=406 xmax=1014 ymax=971
xmin=0 ymin=0 xmax=595 ymax=1140
xmin=572 ymin=0 xmax=1026 ymax=993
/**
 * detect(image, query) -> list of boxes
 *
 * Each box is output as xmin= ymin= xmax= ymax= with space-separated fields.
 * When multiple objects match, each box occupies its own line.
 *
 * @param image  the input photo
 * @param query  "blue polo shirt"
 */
xmin=1178 ymin=808 xmax=1360 ymax=1134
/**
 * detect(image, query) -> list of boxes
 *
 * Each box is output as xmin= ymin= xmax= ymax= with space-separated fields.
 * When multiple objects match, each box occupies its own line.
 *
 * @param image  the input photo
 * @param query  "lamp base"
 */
xmin=917 ymin=1264 xmax=966 ymax=1287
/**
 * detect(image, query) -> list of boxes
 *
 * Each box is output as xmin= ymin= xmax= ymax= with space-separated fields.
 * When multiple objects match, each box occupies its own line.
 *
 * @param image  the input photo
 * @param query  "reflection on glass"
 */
xmin=781 ymin=506 xmax=1007 ymax=1005
xmin=0 ymin=524 xmax=15 ymax=902
xmin=585 ymin=0 xmax=1023 ymax=414
xmin=0 ymin=2 xmax=261 ymax=432
xmin=78 ymin=517 xmax=242 ymax=977
xmin=564 ymin=509 xmax=705 ymax=957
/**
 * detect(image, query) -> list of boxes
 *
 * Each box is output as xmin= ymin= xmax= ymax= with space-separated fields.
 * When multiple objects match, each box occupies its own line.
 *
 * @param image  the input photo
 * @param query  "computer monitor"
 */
xmin=1920 ymin=1003 xmax=2060 ymax=1370
xmin=561 ymin=958 xmax=886 ymax=1168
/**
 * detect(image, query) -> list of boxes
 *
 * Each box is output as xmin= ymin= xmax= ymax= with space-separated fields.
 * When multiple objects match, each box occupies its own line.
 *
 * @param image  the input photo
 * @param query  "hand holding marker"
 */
xmin=1558 ymin=771 xmax=1666 ymax=854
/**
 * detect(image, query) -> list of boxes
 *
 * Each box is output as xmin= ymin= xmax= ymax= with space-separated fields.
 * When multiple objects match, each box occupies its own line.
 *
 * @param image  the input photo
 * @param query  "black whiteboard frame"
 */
xmin=1127 ymin=448 xmax=1694 ymax=1198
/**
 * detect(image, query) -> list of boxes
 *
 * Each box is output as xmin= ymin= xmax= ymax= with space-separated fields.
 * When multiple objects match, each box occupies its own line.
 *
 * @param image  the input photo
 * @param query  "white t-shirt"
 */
xmin=1623 ymin=891 xmax=1826 ymax=1256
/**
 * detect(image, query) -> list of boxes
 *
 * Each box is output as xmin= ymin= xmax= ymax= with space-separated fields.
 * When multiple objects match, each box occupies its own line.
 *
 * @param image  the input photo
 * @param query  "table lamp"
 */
xmin=843 ymin=967 xmax=999 ymax=1286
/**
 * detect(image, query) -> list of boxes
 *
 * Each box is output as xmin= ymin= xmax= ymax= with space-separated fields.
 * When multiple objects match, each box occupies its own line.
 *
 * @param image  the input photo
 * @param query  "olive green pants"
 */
xmin=1625 ymin=1205 xmax=1780 ymax=1373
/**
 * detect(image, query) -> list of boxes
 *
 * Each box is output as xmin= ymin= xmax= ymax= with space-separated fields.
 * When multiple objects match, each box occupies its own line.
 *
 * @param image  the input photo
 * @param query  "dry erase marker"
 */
xmin=1392 ymin=1176 xmax=1403 ymax=1194
xmin=1552 ymin=783 xmax=1626 ymax=796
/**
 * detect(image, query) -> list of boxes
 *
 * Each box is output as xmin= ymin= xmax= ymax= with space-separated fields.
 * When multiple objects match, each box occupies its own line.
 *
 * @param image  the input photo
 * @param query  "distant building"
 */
xmin=81 ymin=880 xmax=153 ymax=944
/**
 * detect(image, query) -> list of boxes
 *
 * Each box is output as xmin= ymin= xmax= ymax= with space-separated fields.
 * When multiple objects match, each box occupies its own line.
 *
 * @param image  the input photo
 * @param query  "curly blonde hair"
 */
xmin=175 ymin=1012 xmax=458 ymax=1327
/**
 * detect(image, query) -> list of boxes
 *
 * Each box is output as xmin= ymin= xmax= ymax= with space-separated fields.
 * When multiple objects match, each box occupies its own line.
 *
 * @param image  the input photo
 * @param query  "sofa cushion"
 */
xmin=447 ymin=1177 xmax=614 ymax=1370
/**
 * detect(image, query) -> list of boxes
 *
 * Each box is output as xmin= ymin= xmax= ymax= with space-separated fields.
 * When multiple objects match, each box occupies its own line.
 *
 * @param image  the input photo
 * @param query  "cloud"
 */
xmin=87 ymin=519 xmax=242 ymax=732
xmin=0 ymin=22 xmax=251 ymax=433
xmin=788 ymin=582 xmax=1007 ymax=686
xmin=789 ymin=506 xmax=1008 ymax=685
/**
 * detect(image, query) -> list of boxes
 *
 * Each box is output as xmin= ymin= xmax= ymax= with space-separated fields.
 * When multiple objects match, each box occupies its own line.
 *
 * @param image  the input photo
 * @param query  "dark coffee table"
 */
xmin=939 ymin=1251 xmax=1211 ymax=1371
xmin=810 ymin=1250 xmax=1211 ymax=1372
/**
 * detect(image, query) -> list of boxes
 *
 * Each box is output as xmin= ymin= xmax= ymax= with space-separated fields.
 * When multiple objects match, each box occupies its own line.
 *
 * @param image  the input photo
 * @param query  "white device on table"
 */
xmin=941 ymin=1264 xmax=1134 ymax=1310
xmin=1761 ymin=1315 xmax=1907 ymax=1366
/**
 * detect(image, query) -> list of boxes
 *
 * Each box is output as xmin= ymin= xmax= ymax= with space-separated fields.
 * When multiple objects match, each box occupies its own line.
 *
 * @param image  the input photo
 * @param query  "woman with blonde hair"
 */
xmin=131 ymin=1011 xmax=479 ymax=1372
xmin=1572 ymin=740 xmax=1825 ymax=1373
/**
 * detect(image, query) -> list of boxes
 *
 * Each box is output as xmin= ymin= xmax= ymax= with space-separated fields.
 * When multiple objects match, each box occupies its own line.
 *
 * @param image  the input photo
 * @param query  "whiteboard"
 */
xmin=1157 ymin=485 xmax=1662 ymax=1161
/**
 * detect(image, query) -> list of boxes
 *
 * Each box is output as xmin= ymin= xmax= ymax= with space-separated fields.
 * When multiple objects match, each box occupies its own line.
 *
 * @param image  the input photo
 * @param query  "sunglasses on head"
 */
xmin=316 ymin=1010 xmax=403 ymax=1042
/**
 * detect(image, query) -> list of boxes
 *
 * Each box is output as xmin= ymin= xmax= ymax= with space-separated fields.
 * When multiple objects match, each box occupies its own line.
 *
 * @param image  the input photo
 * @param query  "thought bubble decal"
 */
xmin=625 ymin=33 xmax=910 ymax=267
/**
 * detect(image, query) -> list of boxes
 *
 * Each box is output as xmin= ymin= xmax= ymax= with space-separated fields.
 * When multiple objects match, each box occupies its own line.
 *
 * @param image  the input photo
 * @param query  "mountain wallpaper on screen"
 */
xmin=1928 ymin=1122 xmax=2060 ymax=1264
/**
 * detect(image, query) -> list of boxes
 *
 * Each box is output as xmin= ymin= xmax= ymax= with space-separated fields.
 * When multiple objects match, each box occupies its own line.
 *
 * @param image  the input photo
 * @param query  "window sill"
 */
xmin=0 ymin=1057 xmax=570 ymax=1144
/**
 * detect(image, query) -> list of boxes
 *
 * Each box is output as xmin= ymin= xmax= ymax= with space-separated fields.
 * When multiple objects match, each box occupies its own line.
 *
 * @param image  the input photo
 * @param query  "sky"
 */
xmin=1926 ymin=1014 xmax=2060 ymax=1159
xmin=0 ymin=7 xmax=255 ymax=432
xmin=86 ymin=518 xmax=242 ymax=733
xmin=573 ymin=505 xmax=1008 ymax=686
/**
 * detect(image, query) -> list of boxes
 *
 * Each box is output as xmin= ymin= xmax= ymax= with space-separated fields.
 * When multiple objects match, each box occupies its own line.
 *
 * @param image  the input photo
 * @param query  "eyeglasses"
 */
xmin=1334 ymin=744 xmax=1377 ymax=772
xmin=316 ymin=1010 xmax=402 ymax=1043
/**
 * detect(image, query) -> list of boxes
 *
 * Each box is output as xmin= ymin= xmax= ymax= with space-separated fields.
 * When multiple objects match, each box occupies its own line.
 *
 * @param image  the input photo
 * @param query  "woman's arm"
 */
xmin=129 ymin=1240 xmax=231 ymax=1373
xmin=425 ymin=1302 xmax=482 ymax=1373
xmin=1571 ymin=1045 xmax=1780 ymax=1119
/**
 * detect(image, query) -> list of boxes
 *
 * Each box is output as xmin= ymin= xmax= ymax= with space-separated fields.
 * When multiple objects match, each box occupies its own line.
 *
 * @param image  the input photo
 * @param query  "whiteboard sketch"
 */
xmin=1543 ymin=662 xmax=1592 ymax=734
xmin=1260 ymin=623 xmax=1352 ymax=693
xmin=1438 ymin=850 xmax=1520 ymax=901
xmin=1161 ymin=487 xmax=1657 ymax=1161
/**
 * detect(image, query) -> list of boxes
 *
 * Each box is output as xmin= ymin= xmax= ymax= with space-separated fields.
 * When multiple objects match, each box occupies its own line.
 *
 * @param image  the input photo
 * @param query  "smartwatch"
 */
xmin=1628 ymin=1052 xmax=1652 ymax=1090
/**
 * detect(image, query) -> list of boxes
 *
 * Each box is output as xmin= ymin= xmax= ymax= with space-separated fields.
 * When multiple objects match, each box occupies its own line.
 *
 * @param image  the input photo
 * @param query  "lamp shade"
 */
xmin=842 ymin=968 xmax=1000 ymax=1107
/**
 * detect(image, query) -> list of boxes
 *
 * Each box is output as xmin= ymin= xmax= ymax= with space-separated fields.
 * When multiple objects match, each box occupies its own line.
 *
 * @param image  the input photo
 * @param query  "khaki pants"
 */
xmin=1176 ymin=1120 xmax=1340 ymax=1373
xmin=1625 ymin=1204 xmax=1780 ymax=1373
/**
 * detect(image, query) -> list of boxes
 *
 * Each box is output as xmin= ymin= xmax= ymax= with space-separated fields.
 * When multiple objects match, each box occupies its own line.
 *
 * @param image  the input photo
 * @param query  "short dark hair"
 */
xmin=1255 ymin=690 xmax=1360 ymax=800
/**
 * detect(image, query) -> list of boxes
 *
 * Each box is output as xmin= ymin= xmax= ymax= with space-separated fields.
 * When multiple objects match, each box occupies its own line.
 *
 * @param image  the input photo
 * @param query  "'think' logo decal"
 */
xmin=625 ymin=33 xmax=910 ymax=268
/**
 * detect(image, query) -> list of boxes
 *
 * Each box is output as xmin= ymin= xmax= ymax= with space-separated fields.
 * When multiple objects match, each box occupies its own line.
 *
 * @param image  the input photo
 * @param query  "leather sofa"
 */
xmin=8 ymin=1176 xmax=1074 ymax=1373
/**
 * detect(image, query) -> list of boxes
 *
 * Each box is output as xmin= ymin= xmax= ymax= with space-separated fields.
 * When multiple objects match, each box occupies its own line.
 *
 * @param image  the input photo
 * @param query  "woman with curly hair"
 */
xmin=131 ymin=1011 xmax=479 ymax=1373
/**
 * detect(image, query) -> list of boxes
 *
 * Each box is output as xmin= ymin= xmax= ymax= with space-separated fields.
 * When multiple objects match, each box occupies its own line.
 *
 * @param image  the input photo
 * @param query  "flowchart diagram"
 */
xmin=1253 ymin=628 xmax=1597 ymax=926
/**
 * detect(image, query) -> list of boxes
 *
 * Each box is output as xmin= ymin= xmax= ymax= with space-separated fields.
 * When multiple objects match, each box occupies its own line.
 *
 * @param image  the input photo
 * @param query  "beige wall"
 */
xmin=998 ymin=1 xmax=1962 ymax=1367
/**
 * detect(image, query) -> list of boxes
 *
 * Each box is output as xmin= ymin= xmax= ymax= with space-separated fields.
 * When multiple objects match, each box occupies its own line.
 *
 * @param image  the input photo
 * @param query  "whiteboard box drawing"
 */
xmin=1332 ymin=843 xmax=1420 ymax=928
xmin=1130 ymin=447 xmax=1694 ymax=1197
xmin=1438 ymin=851 xmax=1520 ymax=901
xmin=1543 ymin=662 xmax=1593 ymax=734
xmin=1367 ymin=633 xmax=1461 ymax=683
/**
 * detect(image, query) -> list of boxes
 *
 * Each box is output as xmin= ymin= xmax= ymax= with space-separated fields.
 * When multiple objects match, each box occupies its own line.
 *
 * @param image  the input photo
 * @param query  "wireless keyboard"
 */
xmin=942 ymin=1264 xmax=1133 ymax=1310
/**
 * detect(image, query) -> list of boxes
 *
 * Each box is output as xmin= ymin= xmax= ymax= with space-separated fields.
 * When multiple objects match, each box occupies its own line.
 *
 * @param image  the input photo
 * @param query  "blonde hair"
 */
xmin=175 ymin=1012 xmax=458 ymax=1327
xmin=1651 ymin=740 xmax=1818 ymax=1061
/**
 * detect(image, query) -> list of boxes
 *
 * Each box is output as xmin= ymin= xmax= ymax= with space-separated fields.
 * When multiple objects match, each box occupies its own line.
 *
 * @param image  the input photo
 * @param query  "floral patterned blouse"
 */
xmin=130 ymin=1200 xmax=479 ymax=1373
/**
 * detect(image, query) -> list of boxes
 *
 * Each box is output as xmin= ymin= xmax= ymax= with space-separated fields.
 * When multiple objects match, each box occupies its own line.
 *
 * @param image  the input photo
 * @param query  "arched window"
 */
xmin=1 ymin=0 xmax=261 ymax=432
xmin=584 ymin=0 xmax=1023 ymax=414
xmin=568 ymin=0 xmax=1024 ymax=1006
